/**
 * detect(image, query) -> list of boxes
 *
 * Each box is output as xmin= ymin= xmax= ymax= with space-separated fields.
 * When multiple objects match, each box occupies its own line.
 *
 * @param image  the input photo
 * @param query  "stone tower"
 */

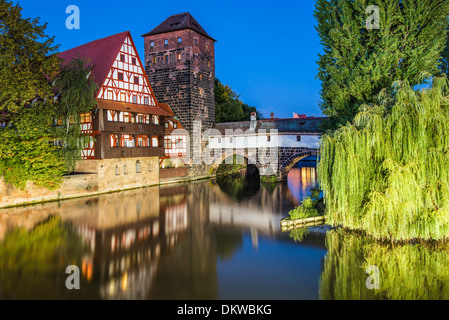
xmin=142 ymin=13 xmax=216 ymax=135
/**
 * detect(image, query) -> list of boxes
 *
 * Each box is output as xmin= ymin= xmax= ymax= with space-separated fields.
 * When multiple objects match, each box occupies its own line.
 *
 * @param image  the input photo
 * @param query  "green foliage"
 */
xmin=0 ymin=0 xmax=66 ymax=190
xmin=0 ymin=216 xmax=90 ymax=299
xmin=442 ymin=23 xmax=449 ymax=76
xmin=314 ymin=0 xmax=449 ymax=131
xmin=0 ymin=0 xmax=60 ymax=112
xmin=318 ymin=76 xmax=449 ymax=241
xmin=214 ymin=78 xmax=263 ymax=123
xmin=288 ymin=196 xmax=319 ymax=220
xmin=320 ymin=229 xmax=449 ymax=299
xmin=53 ymin=57 xmax=98 ymax=172
xmin=289 ymin=228 xmax=310 ymax=243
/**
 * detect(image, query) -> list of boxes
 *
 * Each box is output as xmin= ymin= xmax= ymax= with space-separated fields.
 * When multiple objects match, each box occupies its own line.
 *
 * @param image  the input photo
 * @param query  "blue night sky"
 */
xmin=17 ymin=0 xmax=324 ymax=119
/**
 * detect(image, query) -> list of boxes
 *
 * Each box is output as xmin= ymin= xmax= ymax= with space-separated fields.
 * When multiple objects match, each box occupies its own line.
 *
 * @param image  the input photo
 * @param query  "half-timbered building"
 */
xmin=58 ymin=31 xmax=173 ymax=190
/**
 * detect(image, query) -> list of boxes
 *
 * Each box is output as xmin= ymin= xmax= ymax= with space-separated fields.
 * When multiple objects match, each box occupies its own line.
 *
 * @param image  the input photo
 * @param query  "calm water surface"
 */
xmin=1 ymin=161 xmax=446 ymax=300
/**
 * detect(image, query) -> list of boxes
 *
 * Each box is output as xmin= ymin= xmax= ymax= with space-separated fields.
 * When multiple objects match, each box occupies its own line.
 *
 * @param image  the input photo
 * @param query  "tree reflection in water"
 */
xmin=320 ymin=228 xmax=449 ymax=300
xmin=216 ymin=164 xmax=260 ymax=201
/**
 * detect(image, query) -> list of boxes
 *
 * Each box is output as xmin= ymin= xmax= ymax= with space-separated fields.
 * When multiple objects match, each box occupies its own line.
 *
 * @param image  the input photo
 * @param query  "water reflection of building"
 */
xmin=287 ymin=164 xmax=318 ymax=203
xmin=63 ymin=185 xmax=189 ymax=299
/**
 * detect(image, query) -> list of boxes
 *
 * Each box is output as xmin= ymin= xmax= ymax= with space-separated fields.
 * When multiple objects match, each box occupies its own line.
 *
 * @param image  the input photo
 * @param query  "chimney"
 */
xmin=250 ymin=112 xmax=257 ymax=130
xmin=250 ymin=112 xmax=257 ymax=121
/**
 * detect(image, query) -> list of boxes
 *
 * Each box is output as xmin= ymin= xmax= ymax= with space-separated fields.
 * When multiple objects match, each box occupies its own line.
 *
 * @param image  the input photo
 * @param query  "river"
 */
xmin=1 ymin=160 xmax=447 ymax=300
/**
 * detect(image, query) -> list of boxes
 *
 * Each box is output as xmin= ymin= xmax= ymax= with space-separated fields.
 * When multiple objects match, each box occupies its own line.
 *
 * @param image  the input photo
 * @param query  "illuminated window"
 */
xmin=152 ymin=57 xmax=157 ymax=64
xmin=152 ymin=115 xmax=159 ymax=125
xmin=177 ymin=53 xmax=181 ymax=61
xmin=165 ymin=137 xmax=172 ymax=149
xmin=206 ymin=44 xmax=209 ymax=51
xmin=80 ymin=113 xmax=91 ymax=123
xmin=152 ymin=136 xmax=159 ymax=147
xmin=121 ymin=134 xmax=135 ymax=147
xmin=107 ymin=90 xmax=113 ymax=100
xmin=120 ymin=93 xmax=126 ymax=102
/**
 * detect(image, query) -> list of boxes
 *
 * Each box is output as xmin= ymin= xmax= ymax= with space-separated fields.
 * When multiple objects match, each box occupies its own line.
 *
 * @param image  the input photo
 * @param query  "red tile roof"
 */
xmin=57 ymin=31 xmax=129 ymax=88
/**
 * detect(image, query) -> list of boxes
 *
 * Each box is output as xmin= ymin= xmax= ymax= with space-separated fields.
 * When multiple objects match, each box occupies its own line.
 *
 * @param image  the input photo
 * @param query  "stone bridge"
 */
xmin=203 ymin=115 xmax=323 ymax=180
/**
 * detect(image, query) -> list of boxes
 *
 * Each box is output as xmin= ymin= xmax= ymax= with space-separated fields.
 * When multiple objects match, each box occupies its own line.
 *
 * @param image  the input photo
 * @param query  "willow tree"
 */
xmin=53 ymin=57 xmax=98 ymax=173
xmin=318 ymin=76 xmax=449 ymax=241
xmin=315 ymin=0 xmax=449 ymax=131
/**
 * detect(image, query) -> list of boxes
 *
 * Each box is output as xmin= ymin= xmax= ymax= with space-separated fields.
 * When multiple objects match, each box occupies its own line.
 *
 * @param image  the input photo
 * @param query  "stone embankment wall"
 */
xmin=0 ymin=156 xmax=160 ymax=208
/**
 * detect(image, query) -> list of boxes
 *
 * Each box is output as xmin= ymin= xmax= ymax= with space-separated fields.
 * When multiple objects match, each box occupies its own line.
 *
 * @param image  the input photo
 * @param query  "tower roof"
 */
xmin=141 ymin=12 xmax=216 ymax=42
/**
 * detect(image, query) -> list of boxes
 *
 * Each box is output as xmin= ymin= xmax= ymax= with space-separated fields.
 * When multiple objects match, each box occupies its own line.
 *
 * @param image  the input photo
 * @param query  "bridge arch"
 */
xmin=209 ymin=149 xmax=259 ymax=174
xmin=278 ymin=149 xmax=319 ymax=180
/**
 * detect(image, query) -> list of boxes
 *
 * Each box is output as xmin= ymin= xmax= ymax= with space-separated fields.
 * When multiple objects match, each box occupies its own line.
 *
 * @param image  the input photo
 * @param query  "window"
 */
xmin=108 ymin=110 xmax=119 ymax=122
xmin=165 ymin=55 xmax=169 ymax=63
xmin=152 ymin=115 xmax=159 ymax=125
xmin=164 ymin=39 xmax=168 ymax=45
xmin=176 ymin=139 xmax=183 ymax=149
xmin=124 ymin=164 xmax=127 ymax=175
xmin=152 ymin=136 xmax=159 ymax=147
xmin=199 ymin=88 xmax=204 ymax=95
xmin=152 ymin=57 xmax=157 ymax=64
xmin=132 ymin=95 xmax=137 ymax=103
xmin=297 ymin=135 xmax=301 ymax=141
xmin=120 ymin=92 xmax=126 ymax=102
xmin=107 ymin=90 xmax=113 ymax=100
xmin=206 ymin=44 xmax=209 ymax=51
xmin=165 ymin=121 xmax=169 ymax=129
xmin=118 ymin=72 xmax=124 ymax=81
xmin=121 ymin=134 xmax=135 ymax=147
xmin=120 ymin=54 xmax=125 ymax=62
xmin=267 ymin=135 xmax=271 ymax=142
xmin=150 ymin=41 xmax=154 ymax=48
xmin=80 ymin=113 xmax=91 ymax=123
xmin=164 ymin=137 xmax=172 ymax=149
xmin=115 ymin=165 xmax=119 ymax=176
xmin=177 ymin=53 xmax=181 ymax=61
xmin=132 ymin=57 xmax=136 ymax=65
xmin=208 ymin=60 xmax=211 ymax=67
xmin=195 ymin=38 xmax=198 ymax=46
xmin=137 ymin=114 xmax=147 ymax=124
xmin=134 ymin=76 xmax=139 ymax=84
xmin=137 ymin=135 xmax=149 ymax=147
xmin=144 ymin=97 xmax=149 ymax=105
xmin=173 ymin=122 xmax=177 ymax=129
xmin=199 ymin=74 xmax=202 ymax=80
xmin=110 ymin=134 xmax=119 ymax=147
xmin=136 ymin=160 xmax=141 ymax=173
xmin=148 ymin=163 xmax=151 ymax=172
xmin=178 ymin=37 xmax=182 ymax=43
xmin=122 ymin=112 xmax=132 ymax=123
